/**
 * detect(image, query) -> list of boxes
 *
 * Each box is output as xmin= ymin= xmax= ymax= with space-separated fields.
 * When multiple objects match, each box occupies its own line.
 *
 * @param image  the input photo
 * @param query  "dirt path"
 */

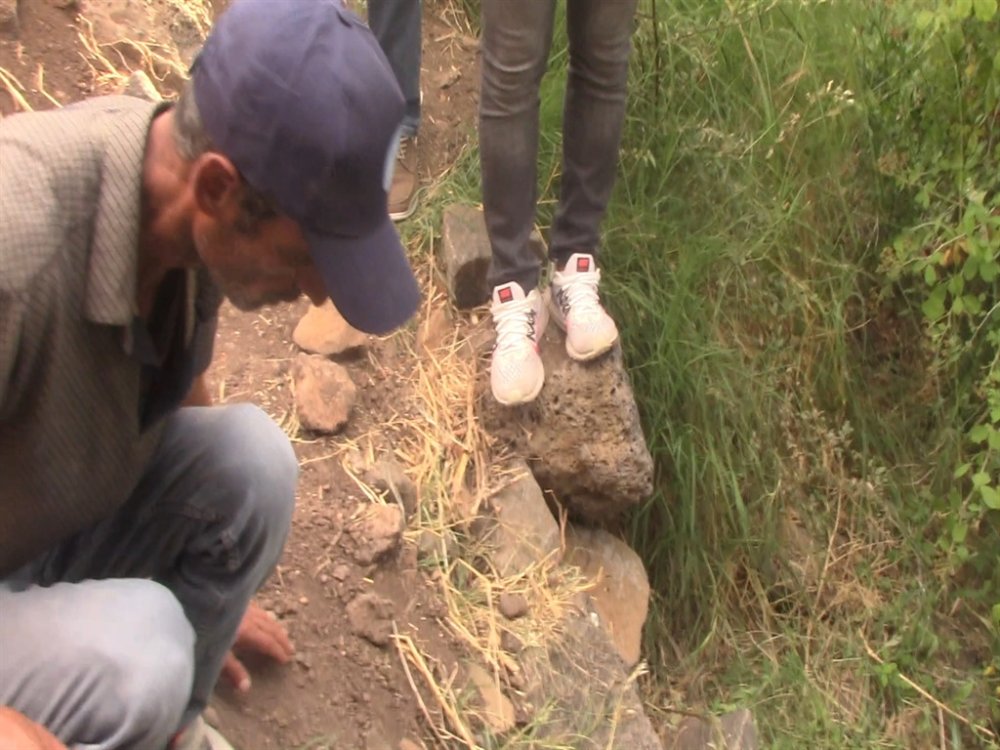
xmin=1 ymin=2 xmax=482 ymax=748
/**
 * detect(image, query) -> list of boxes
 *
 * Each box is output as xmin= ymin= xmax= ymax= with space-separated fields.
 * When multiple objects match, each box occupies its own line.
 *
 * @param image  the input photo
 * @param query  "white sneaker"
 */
xmin=172 ymin=716 xmax=236 ymax=750
xmin=547 ymin=253 xmax=619 ymax=361
xmin=490 ymin=282 xmax=548 ymax=405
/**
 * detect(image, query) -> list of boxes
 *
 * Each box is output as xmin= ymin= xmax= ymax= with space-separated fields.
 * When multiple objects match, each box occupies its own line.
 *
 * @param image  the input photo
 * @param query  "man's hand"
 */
xmin=0 ymin=708 xmax=67 ymax=750
xmin=221 ymin=601 xmax=294 ymax=693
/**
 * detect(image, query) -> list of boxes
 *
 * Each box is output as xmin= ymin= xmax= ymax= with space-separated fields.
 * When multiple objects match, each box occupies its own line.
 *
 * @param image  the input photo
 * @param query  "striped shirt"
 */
xmin=0 ymin=96 xmax=221 ymax=576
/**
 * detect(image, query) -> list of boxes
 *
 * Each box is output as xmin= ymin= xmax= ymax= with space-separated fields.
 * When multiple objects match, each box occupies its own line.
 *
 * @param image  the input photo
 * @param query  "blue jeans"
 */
xmin=369 ymin=0 xmax=422 ymax=136
xmin=0 ymin=404 xmax=297 ymax=750
xmin=481 ymin=0 xmax=638 ymax=292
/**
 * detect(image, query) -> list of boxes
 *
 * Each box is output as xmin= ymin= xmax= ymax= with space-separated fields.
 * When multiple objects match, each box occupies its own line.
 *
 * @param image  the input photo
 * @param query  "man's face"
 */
xmin=195 ymin=213 xmax=328 ymax=311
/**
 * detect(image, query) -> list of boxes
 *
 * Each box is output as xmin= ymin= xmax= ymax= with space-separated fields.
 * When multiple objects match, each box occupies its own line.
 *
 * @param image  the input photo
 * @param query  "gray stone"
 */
xmin=667 ymin=709 xmax=759 ymax=750
xmin=292 ymin=353 xmax=356 ymax=434
xmin=293 ymin=300 xmax=368 ymax=358
xmin=498 ymin=592 xmax=529 ymax=620
xmin=484 ymin=463 xmax=560 ymax=577
xmin=121 ymin=70 xmax=161 ymax=102
xmin=349 ymin=504 xmax=405 ymax=566
xmin=521 ymin=613 xmax=664 ymax=750
xmin=564 ymin=526 xmax=650 ymax=668
xmin=0 ymin=0 xmax=18 ymax=39
xmin=481 ymin=326 xmax=654 ymax=522
xmin=346 ymin=593 xmax=395 ymax=647
xmin=441 ymin=205 xmax=544 ymax=309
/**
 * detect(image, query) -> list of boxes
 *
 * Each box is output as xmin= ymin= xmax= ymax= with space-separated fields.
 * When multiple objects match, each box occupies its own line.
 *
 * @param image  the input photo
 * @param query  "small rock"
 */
xmin=332 ymin=564 xmax=351 ymax=581
xmin=564 ymin=526 xmax=650 ymax=668
xmin=121 ymin=70 xmax=161 ymax=102
xmin=293 ymin=300 xmax=368 ymax=358
xmin=0 ymin=0 xmax=19 ymax=38
xmin=670 ymin=709 xmax=759 ymax=750
xmin=484 ymin=462 xmax=560 ymax=577
xmin=500 ymin=630 xmax=524 ymax=654
xmin=350 ymin=504 xmax=405 ymax=566
xmin=293 ymin=353 xmax=357 ymax=434
xmin=398 ymin=740 xmax=422 ymax=750
xmin=498 ymin=592 xmax=529 ymax=620
xmin=347 ymin=593 xmax=395 ymax=647
xmin=441 ymin=206 xmax=544 ymax=309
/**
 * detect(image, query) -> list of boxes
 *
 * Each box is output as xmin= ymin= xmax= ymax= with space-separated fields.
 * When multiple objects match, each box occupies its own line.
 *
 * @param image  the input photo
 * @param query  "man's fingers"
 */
xmin=238 ymin=619 xmax=293 ymax=662
xmin=221 ymin=651 xmax=252 ymax=693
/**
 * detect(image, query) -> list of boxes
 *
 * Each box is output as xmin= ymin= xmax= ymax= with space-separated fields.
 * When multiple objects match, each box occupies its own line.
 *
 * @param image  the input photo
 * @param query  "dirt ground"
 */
xmin=1 ymin=1 xmax=484 ymax=748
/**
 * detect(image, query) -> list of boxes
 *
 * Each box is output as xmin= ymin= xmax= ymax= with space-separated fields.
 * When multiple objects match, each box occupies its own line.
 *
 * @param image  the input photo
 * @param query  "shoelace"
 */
xmin=555 ymin=267 xmax=604 ymax=319
xmin=493 ymin=296 xmax=538 ymax=353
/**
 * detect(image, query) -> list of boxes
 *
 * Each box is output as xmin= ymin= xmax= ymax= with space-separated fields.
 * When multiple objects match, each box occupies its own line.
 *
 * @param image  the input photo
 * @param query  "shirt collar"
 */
xmin=83 ymin=98 xmax=169 ymax=327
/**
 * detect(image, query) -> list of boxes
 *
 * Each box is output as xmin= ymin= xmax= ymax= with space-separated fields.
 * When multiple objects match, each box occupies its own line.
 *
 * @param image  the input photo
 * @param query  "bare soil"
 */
xmin=1 ymin=2 xmax=483 ymax=748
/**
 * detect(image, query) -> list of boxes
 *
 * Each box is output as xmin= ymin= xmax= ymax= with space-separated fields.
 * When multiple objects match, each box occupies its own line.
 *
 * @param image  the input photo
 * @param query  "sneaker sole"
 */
xmin=389 ymin=202 xmax=418 ymax=222
xmin=492 ymin=374 xmax=545 ymax=406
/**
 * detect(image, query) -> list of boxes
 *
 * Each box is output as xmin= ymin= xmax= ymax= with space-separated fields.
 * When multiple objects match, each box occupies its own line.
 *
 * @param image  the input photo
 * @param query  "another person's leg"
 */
xmin=369 ymin=0 xmax=422 ymax=221
xmin=0 ymin=578 xmax=195 ymax=750
xmin=481 ymin=0 xmax=557 ymax=405
xmin=546 ymin=0 xmax=638 ymax=360
xmin=26 ymin=403 xmax=297 ymax=733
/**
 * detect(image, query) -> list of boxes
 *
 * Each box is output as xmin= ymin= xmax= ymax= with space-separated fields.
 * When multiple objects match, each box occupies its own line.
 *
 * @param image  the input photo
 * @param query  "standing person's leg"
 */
xmin=369 ymin=0 xmax=422 ymax=221
xmin=549 ymin=0 xmax=638 ymax=264
xmin=0 ymin=579 xmax=195 ymax=750
xmin=481 ymin=0 xmax=557 ymax=406
xmin=26 ymin=403 xmax=297 ymax=733
xmin=546 ymin=0 xmax=637 ymax=361
xmin=481 ymin=0 xmax=557 ymax=294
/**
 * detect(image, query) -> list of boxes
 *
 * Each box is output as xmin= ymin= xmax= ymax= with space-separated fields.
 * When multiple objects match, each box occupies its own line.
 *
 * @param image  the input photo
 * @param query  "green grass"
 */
xmin=434 ymin=0 xmax=999 ymax=746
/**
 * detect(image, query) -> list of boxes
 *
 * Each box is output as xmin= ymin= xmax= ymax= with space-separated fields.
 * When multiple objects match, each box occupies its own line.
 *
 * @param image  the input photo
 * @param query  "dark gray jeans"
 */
xmin=482 ymin=0 xmax=638 ymax=293
xmin=369 ymin=0 xmax=422 ymax=136
xmin=0 ymin=404 xmax=296 ymax=750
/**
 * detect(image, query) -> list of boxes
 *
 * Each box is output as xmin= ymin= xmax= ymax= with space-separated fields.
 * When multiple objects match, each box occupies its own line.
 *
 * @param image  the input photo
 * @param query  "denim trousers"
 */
xmin=368 ymin=0 xmax=422 ymax=136
xmin=481 ymin=0 xmax=638 ymax=293
xmin=0 ymin=404 xmax=297 ymax=750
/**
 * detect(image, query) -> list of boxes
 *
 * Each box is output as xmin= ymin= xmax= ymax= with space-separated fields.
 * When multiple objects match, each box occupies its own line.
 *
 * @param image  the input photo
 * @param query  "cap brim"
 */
xmin=306 ymin=217 xmax=420 ymax=335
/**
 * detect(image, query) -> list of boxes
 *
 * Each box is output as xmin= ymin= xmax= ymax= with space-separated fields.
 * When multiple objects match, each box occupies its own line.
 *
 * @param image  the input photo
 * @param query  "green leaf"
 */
xmin=973 ymin=471 xmax=990 ymax=487
xmin=955 ymin=463 xmax=972 ymax=478
xmin=955 ymin=0 xmax=973 ymax=17
xmin=993 ymin=603 xmax=1000 ymax=626
xmin=916 ymin=9 xmax=937 ymax=28
xmin=970 ymin=424 xmax=990 ymax=443
xmin=973 ymin=0 xmax=997 ymax=20
xmin=924 ymin=264 xmax=938 ymax=285
xmin=981 ymin=485 xmax=1000 ymax=509
xmin=980 ymin=259 xmax=998 ymax=282
xmin=923 ymin=287 xmax=947 ymax=320
xmin=952 ymin=522 xmax=968 ymax=543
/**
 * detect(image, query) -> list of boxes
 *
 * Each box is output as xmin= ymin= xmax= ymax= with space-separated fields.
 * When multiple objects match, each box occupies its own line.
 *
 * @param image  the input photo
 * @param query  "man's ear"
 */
xmin=191 ymin=153 xmax=241 ymax=220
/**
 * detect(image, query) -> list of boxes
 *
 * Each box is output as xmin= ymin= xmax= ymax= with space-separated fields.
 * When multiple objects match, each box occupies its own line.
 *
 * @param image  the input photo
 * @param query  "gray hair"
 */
xmin=173 ymin=79 xmax=280 ymax=233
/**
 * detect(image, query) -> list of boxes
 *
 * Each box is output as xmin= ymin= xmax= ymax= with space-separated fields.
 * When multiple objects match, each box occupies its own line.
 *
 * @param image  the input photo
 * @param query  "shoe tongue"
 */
xmin=563 ymin=253 xmax=596 ymax=275
xmin=493 ymin=282 xmax=526 ymax=305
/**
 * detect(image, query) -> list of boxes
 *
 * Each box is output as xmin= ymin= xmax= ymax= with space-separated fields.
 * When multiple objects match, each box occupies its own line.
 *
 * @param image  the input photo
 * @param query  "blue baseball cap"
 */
xmin=190 ymin=0 xmax=420 ymax=334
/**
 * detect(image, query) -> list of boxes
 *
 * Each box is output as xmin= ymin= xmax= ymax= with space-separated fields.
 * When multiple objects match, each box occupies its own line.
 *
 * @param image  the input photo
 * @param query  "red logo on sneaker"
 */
xmin=576 ymin=257 xmax=591 ymax=273
xmin=498 ymin=286 xmax=514 ymax=303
